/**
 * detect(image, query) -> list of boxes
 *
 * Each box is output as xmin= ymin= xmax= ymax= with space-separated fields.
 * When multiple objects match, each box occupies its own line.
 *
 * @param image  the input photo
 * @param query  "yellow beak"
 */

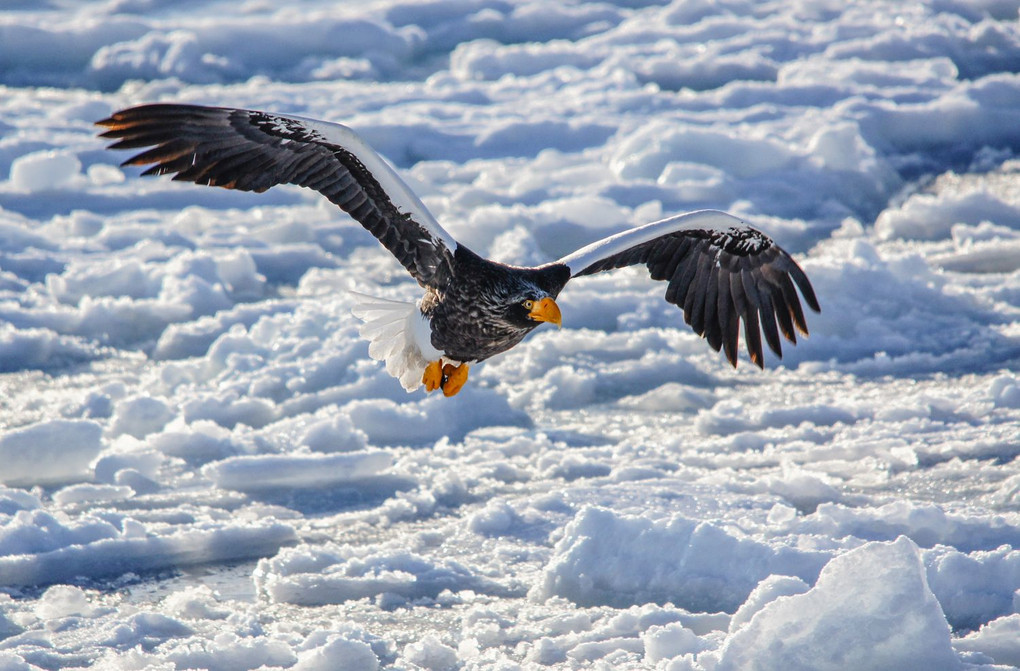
xmin=528 ymin=297 xmax=562 ymax=327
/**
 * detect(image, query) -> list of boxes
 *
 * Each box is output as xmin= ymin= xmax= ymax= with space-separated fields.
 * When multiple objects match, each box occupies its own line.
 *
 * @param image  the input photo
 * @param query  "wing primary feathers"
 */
xmin=768 ymin=274 xmax=797 ymax=344
xmin=702 ymin=261 xmax=723 ymax=352
xmin=716 ymin=259 xmax=738 ymax=364
xmin=647 ymin=236 xmax=680 ymax=280
xmin=788 ymin=262 xmax=820 ymax=315
xmin=558 ymin=211 xmax=819 ymax=368
xmin=140 ymin=163 xmax=176 ymax=177
xmin=664 ymin=272 xmax=683 ymax=305
xmin=120 ymin=141 xmax=197 ymax=167
xmin=769 ymin=268 xmax=806 ymax=339
xmin=752 ymin=268 xmax=783 ymax=358
xmin=720 ymin=268 xmax=741 ymax=366
xmin=743 ymin=308 xmax=764 ymax=369
xmin=670 ymin=250 xmax=700 ymax=308
xmin=754 ymin=253 xmax=796 ymax=344
xmin=773 ymin=292 xmax=797 ymax=344
xmin=98 ymin=103 xmax=457 ymax=290
xmin=684 ymin=252 xmax=712 ymax=332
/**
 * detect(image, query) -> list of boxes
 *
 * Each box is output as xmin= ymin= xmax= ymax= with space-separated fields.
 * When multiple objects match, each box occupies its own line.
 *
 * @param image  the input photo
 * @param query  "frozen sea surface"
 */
xmin=2 ymin=0 xmax=1020 ymax=669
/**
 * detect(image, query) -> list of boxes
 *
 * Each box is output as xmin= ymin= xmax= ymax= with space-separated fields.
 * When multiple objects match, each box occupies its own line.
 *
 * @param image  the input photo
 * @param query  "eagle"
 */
xmin=97 ymin=104 xmax=819 ymax=397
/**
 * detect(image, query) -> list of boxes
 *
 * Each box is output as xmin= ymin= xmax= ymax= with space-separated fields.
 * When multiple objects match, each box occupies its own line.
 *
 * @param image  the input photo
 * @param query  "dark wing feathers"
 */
xmin=565 ymin=214 xmax=820 ymax=368
xmin=100 ymin=107 xmax=819 ymax=371
xmin=97 ymin=103 xmax=456 ymax=289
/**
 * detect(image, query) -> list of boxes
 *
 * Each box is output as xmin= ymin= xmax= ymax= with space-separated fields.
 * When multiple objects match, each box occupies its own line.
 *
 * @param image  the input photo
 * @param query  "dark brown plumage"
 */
xmin=98 ymin=103 xmax=819 ymax=396
xmin=572 ymin=227 xmax=818 ymax=367
xmin=98 ymin=104 xmax=454 ymax=288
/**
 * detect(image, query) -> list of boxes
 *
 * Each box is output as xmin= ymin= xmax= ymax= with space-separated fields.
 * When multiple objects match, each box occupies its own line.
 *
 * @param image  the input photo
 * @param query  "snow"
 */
xmin=8 ymin=151 xmax=83 ymax=193
xmin=401 ymin=636 xmax=459 ymax=670
xmin=295 ymin=636 xmax=380 ymax=671
xmin=956 ymin=615 xmax=1020 ymax=667
xmin=203 ymin=451 xmax=393 ymax=492
xmin=534 ymin=506 xmax=826 ymax=611
xmin=0 ymin=420 xmax=104 ymax=486
xmin=0 ymin=510 xmax=297 ymax=588
xmin=254 ymin=541 xmax=511 ymax=607
xmin=714 ymin=537 xmax=960 ymax=671
xmin=2 ymin=0 xmax=1020 ymax=669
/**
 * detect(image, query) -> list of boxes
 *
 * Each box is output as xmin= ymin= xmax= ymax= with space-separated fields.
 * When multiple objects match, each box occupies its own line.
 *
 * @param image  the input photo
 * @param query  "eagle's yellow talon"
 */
xmin=422 ymin=360 xmax=443 ymax=392
xmin=441 ymin=362 xmax=469 ymax=397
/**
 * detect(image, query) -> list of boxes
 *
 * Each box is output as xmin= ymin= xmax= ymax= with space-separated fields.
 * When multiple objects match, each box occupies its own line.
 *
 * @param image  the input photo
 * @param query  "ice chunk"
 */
xmin=255 ymin=543 xmax=510 ymax=606
xmin=9 ymin=150 xmax=82 ymax=192
xmin=202 ymin=451 xmax=392 ymax=492
xmin=534 ymin=506 xmax=826 ymax=612
xmin=401 ymin=636 xmax=458 ymax=671
xmin=34 ymin=585 xmax=95 ymax=620
xmin=0 ymin=420 xmax=103 ymax=486
xmin=728 ymin=575 xmax=810 ymax=632
xmin=109 ymin=396 xmax=175 ymax=439
xmin=954 ymin=614 xmax=1020 ymax=668
xmin=715 ymin=537 xmax=959 ymax=671
xmin=0 ymin=515 xmax=296 ymax=588
xmin=295 ymin=637 xmax=379 ymax=671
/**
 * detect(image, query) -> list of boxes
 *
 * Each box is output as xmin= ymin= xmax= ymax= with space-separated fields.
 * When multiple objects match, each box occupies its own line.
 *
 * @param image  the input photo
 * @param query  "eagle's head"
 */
xmin=486 ymin=275 xmax=562 ymax=332
xmin=505 ymin=294 xmax=562 ymax=329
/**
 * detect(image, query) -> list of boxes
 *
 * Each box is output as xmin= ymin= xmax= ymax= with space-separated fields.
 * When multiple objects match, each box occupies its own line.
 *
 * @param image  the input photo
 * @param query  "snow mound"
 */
xmin=9 ymin=151 xmax=82 ymax=192
xmin=955 ymin=614 xmax=1020 ymax=668
xmin=534 ymin=506 xmax=827 ymax=612
xmin=203 ymin=451 xmax=393 ymax=492
xmin=796 ymin=500 xmax=1020 ymax=552
xmin=0 ymin=420 xmax=103 ymax=486
xmin=715 ymin=537 xmax=958 ymax=671
xmin=295 ymin=635 xmax=379 ymax=671
xmin=255 ymin=542 xmax=513 ymax=607
xmin=344 ymin=387 xmax=531 ymax=445
xmin=0 ymin=510 xmax=296 ymax=588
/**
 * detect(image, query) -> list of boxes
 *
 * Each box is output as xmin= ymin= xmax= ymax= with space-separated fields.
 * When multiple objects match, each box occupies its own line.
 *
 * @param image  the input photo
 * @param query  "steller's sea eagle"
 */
xmin=97 ymin=104 xmax=819 ymax=397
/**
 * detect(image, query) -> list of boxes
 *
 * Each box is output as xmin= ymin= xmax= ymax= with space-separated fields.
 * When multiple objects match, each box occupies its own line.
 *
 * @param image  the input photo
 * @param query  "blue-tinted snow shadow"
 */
xmin=233 ymin=474 xmax=418 ymax=516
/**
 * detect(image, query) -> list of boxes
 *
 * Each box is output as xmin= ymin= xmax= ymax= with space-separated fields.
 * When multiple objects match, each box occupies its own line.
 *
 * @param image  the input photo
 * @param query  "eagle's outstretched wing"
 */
xmin=97 ymin=103 xmax=458 ymax=289
xmin=556 ymin=210 xmax=820 ymax=368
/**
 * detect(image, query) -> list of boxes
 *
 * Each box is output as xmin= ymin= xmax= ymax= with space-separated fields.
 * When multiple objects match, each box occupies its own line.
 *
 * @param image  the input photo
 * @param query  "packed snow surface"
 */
xmin=2 ymin=0 xmax=1020 ymax=669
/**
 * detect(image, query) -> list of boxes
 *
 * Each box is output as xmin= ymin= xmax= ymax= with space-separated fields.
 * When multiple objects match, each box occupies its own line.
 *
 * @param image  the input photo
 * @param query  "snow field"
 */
xmin=2 ymin=0 xmax=1020 ymax=669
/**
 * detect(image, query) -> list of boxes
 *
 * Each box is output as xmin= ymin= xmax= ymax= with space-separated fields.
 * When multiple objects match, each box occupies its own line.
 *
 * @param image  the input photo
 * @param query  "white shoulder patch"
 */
xmin=282 ymin=113 xmax=459 ymax=254
xmin=556 ymin=209 xmax=745 ymax=274
xmin=350 ymin=291 xmax=443 ymax=392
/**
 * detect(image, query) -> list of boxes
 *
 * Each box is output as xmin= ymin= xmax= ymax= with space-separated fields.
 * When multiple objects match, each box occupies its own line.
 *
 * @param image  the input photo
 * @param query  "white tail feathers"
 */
xmin=350 ymin=291 xmax=442 ymax=391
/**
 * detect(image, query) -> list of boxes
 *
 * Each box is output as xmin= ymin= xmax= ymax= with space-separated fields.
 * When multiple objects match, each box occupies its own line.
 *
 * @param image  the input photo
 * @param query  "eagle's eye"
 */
xmin=522 ymin=299 xmax=534 ymax=309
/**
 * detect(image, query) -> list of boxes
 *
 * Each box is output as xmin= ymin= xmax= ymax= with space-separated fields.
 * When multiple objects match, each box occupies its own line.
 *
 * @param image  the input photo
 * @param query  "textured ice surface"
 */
xmin=2 ymin=0 xmax=1020 ymax=668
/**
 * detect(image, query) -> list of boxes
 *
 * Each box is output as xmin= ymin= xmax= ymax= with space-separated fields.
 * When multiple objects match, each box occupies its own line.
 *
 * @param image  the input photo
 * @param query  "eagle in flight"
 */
xmin=98 ymin=104 xmax=819 ymax=397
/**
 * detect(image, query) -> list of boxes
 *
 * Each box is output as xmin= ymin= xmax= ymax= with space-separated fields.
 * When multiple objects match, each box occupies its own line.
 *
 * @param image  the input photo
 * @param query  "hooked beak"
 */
xmin=528 ymin=297 xmax=562 ymax=328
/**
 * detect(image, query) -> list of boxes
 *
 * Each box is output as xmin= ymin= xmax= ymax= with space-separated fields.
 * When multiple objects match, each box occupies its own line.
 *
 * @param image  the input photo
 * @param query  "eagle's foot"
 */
xmin=422 ymin=360 xmax=444 ymax=392
xmin=441 ymin=362 xmax=469 ymax=397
